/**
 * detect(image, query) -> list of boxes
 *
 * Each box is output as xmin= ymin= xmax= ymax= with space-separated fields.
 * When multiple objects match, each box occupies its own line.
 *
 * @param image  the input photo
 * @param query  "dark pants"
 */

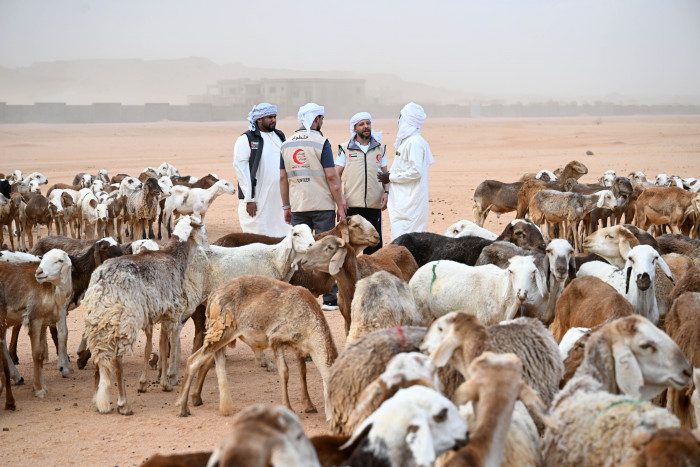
xmin=346 ymin=207 xmax=383 ymax=255
xmin=292 ymin=210 xmax=337 ymax=303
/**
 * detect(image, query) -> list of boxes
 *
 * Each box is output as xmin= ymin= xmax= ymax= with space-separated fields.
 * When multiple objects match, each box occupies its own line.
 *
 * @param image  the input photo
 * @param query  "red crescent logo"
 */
xmin=376 ymin=153 xmax=382 ymax=163
xmin=292 ymin=149 xmax=307 ymax=165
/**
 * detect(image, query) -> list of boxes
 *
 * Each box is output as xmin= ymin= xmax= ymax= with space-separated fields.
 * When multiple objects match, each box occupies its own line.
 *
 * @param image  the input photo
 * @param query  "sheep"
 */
xmin=445 ymin=352 xmax=550 ymax=467
xmin=409 ymin=256 xmax=547 ymax=324
xmin=493 ymin=218 xmax=547 ymax=251
xmin=340 ymin=386 xmax=468 ymax=467
xmin=536 ymin=169 xmax=558 ymax=182
xmin=0 ymin=250 xmax=41 ymax=263
xmin=582 ymin=224 xmax=660 ymax=268
xmin=299 ymin=234 xmax=408 ymax=333
xmin=392 ymin=232 xmax=493 ymax=267
xmin=444 ymin=219 xmax=498 ymax=240
xmin=175 ymin=275 xmax=338 ymax=418
xmin=664 ymin=292 xmax=700 ymax=429
xmin=77 ymin=189 xmax=108 ymax=240
xmin=599 ymin=169 xmax=617 ymax=187
xmin=472 ymin=179 xmax=523 ymax=226
xmin=550 ymin=276 xmax=634 ymax=342
xmin=163 ymin=179 xmax=236 ymax=237
xmin=421 ymin=312 xmax=563 ymax=410
xmin=124 ymin=177 xmax=164 ymax=240
xmin=0 ymin=192 xmax=22 ymax=251
xmin=31 ymin=234 xmax=120 ymax=257
xmin=95 ymin=169 xmax=109 ymax=185
xmin=83 ymin=215 xmax=209 ymax=414
xmin=635 ymin=187 xmax=700 ymax=236
xmin=0 ymin=287 xmax=16 ymax=410
xmin=543 ymin=315 xmax=692 ymax=466
xmin=9 ymin=237 xmax=123 ymax=376
xmin=72 ymin=172 xmax=94 ymax=188
xmin=18 ymin=193 xmax=57 ymax=250
xmin=347 ymin=271 xmax=423 ymax=344
xmin=515 ymin=160 xmax=590 ymax=218
xmin=0 ymin=249 xmax=72 ymax=397
xmin=559 ymin=327 xmax=590 ymax=361
xmin=529 ymin=188 xmax=617 ymax=252
xmin=577 ymin=245 xmax=675 ymax=324
xmin=47 ymin=190 xmax=78 ymax=238
xmin=477 ymin=238 xmax=574 ymax=324
xmin=657 ymin=233 xmax=700 ymax=258
xmin=655 ymin=173 xmax=671 ymax=186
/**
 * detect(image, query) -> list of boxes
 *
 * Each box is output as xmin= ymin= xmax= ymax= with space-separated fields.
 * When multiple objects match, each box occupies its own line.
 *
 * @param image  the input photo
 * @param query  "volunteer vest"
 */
xmin=281 ymin=130 xmax=334 ymax=212
xmin=237 ymin=128 xmax=286 ymax=200
xmin=339 ymin=139 xmax=386 ymax=209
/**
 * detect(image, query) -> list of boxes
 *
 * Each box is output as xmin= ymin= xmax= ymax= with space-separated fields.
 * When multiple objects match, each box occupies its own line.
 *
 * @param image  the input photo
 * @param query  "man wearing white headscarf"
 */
xmin=378 ymin=102 xmax=434 ymax=240
xmin=233 ymin=102 xmax=290 ymax=236
xmin=280 ymin=102 xmax=346 ymax=310
xmin=337 ymin=111 xmax=388 ymax=254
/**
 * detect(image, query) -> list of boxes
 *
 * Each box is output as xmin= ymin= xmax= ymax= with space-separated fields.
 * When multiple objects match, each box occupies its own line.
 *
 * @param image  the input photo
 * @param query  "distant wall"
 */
xmin=1 ymin=101 xmax=699 ymax=123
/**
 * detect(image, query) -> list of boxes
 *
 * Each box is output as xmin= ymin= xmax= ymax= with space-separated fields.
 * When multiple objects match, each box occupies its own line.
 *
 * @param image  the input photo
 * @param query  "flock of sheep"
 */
xmin=0 ymin=160 xmax=699 ymax=466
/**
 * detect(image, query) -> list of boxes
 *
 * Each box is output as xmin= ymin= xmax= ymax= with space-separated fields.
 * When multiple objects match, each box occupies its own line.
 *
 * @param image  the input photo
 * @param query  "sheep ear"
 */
xmin=545 ymin=257 xmax=551 ymax=290
xmin=568 ymin=256 xmax=577 ymax=281
xmin=328 ymin=247 xmax=347 ymax=276
xmin=625 ymin=266 xmax=632 ymax=295
xmin=496 ymin=223 xmax=513 ymax=242
xmin=612 ymin=341 xmax=643 ymax=398
xmin=656 ymin=255 xmax=675 ymax=284
xmin=339 ymin=224 xmax=350 ymax=244
xmin=430 ymin=329 xmax=461 ymax=368
xmin=535 ymin=268 xmax=546 ymax=298
xmin=618 ymin=228 xmax=638 ymax=257
xmin=405 ymin=417 xmax=435 ymax=467
xmin=596 ymin=195 xmax=605 ymax=208
xmin=89 ymin=199 xmax=97 ymax=209
xmin=340 ymin=421 xmax=373 ymax=451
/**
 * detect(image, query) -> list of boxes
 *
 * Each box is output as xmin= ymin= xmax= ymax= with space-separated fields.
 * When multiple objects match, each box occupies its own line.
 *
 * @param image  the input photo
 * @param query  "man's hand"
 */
xmin=246 ymin=202 xmax=257 ymax=217
xmin=283 ymin=208 xmax=292 ymax=224
xmin=381 ymin=192 xmax=389 ymax=210
xmin=336 ymin=200 xmax=347 ymax=222
xmin=377 ymin=172 xmax=391 ymax=184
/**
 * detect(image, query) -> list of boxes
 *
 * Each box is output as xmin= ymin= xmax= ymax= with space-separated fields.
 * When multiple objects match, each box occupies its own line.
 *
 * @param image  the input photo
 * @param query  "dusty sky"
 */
xmin=1 ymin=0 xmax=699 ymax=101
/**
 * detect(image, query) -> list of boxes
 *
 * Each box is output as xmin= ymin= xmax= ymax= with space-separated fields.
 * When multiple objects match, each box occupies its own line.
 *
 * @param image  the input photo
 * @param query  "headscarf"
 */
xmin=297 ymin=103 xmax=325 ymax=134
xmin=349 ymin=111 xmax=382 ymax=142
xmin=247 ymin=102 xmax=278 ymax=131
xmin=395 ymin=102 xmax=426 ymax=148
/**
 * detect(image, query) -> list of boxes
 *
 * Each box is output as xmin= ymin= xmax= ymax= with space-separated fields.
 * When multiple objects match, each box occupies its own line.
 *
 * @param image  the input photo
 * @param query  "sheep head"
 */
xmin=496 ymin=219 xmax=546 ymax=252
xmin=582 ymin=315 xmax=691 ymax=400
xmin=582 ymin=225 xmax=639 ymax=268
xmin=598 ymin=170 xmax=617 ymax=187
xmin=594 ymin=189 xmax=617 ymax=209
xmin=624 ymin=245 xmax=674 ymax=294
xmin=421 ymin=312 xmax=491 ymax=371
xmin=545 ymin=238 xmax=575 ymax=287
xmin=342 ymin=386 xmax=468 ymax=467
xmin=301 ymin=235 xmax=347 ymax=276
xmin=344 ymin=215 xmax=380 ymax=249
xmin=506 ymin=255 xmax=546 ymax=308
xmin=214 ymin=179 xmax=236 ymax=196
xmin=35 ymin=249 xmax=71 ymax=285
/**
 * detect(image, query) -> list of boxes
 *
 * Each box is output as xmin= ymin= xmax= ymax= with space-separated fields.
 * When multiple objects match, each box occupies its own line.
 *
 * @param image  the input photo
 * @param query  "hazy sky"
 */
xmin=1 ymin=0 xmax=699 ymax=101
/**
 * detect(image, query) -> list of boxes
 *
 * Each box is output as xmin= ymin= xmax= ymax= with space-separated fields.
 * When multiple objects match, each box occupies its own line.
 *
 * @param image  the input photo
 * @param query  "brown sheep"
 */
xmin=369 ymin=243 xmax=419 ymax=282
xmin=515 ymin=160 xmax=589 ymax=218
xmin=626 ymin=427 xmax=700 ymax=467
xmin=635 ymin=186 xmax=700 ymax=236
xmin=0 ymin=192 xmax=22 ymax=251
xmin=664 ymin=292 xmax=700 ymax=429
xmin=670 ymin=265 xmax=700 ymax=302
xmin=175 ymin=276 xmax=338 ymax=417
xmin=550 ymin=276 xmax=634 ymax=343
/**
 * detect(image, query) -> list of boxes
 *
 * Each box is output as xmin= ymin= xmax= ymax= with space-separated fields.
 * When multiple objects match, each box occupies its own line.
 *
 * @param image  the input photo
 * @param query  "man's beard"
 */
xmin=260 ymin=122 xmax=276 ymax=132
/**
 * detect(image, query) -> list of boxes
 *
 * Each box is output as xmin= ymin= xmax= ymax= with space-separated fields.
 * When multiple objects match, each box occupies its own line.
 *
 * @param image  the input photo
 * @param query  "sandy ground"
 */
xmin=1 ymin=116 xmax=699 ymax=466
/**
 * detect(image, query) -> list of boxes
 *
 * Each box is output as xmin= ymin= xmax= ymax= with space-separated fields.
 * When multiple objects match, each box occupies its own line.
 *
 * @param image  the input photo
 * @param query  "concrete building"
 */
xmin=189 ymin=78 xmax=366 ymax=117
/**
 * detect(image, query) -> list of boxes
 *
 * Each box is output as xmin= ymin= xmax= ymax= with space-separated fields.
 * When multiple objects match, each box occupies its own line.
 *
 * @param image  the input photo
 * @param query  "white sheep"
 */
xmin=558 ymin=327 xmax=590 ymax=361
xmin=577 ymin=245 xmax=674 ymax=324
xmin=543 ymin=315 xmax=692 ymax=466
xmin=443 ymin=219 xmax=498 ymax=240
xmin=77 ymin=188 xmax=108 ymax=239
xmin=410 ymin=255 xmax=546 ymax=325
xmin=341 ymin=386 xmax=468 ymax=467
xmin=655 ymin=173 xmax=670 ymax=186
xmin=0 ymin=250 xmax=42 ymax=263
xmin=599 ymin=169 xmax=617 ymax=187
xmin=163 ymin=179 xmax=236 ymax=237
xmin=536 ymin=169 xmax=558 ymax=182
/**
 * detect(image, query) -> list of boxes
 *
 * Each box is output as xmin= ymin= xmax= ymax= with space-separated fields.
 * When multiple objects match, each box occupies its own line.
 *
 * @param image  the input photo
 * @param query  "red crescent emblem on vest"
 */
xmin=292 ymin=149 xmax=307 ymax=165
xmin=376 ymin=153 xmax=382 ymax=163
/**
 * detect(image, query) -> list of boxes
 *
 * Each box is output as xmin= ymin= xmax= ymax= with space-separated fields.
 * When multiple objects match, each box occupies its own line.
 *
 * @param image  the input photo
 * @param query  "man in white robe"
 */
xmin=234 ymin=102 xmax=290 ymax=236
xmin=378 ymin=102 xmax=434 ymax=240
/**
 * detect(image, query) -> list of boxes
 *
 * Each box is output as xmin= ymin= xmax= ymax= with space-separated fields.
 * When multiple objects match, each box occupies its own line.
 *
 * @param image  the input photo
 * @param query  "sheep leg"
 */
xmin=158 ymin=322 xmax=173 ymax=392
xmin=297 ymin=351 xmax=317 ymax=413
xmin=191 ymin=304 xmax=206 ymax=352
xmin=273 ymin=346 xmax=292 ymax=411
xmin=9 ymin=324 xmax=20 ymax=364
xmin=137 ymin=324 xmax=153 ymax=393
xmin=2 ymin=340 xmax=23 ymax=385
xmin=94 ymin=358 xmax=113 ymax=413
xmin=29 ymin=319 xmax=47 ymax=398
xmin=55 ymin=305 xmax=71 ymax=377
xmin=166 ymin=321 xmax=182 ymax=387
xmin=214 ymin=349 xmax=235 ymax=416
xmin=0 ymin=339 xmax=15 ymax=410
xmin=191 ymin=353 xmax=215 ymax=407
xmin=113 ymin=356 xmax=132 ymax=415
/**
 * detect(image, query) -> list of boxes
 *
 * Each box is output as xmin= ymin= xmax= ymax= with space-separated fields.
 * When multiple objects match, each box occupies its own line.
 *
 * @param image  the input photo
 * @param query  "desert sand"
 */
xmin=1 ymin=116 xmax=699 ymax=466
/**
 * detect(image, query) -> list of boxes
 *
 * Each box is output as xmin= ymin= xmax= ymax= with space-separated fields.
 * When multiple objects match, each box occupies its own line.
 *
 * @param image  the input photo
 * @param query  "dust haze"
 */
xmin=1 ymin=0 xmax=700 ymax=105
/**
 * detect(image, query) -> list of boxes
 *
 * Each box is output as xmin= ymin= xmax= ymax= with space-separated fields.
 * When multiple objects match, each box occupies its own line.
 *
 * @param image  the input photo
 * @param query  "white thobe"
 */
xmin=234 ymin=132 xmax=291 ymax=236
xmin=387 ymin=133 xmax=434 ymax=240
